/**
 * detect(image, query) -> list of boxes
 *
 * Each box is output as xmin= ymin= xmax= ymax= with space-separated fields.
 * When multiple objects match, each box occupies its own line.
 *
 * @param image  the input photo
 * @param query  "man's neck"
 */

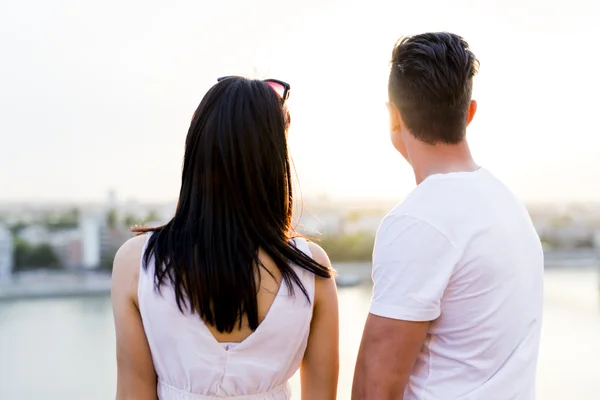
xmin=407 ymin=140 xmax=478 ymax=185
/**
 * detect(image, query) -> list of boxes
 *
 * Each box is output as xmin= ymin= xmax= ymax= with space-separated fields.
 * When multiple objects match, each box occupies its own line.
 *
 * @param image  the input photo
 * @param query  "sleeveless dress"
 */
xmin=137 ymin=236 xmax=315 ymax=400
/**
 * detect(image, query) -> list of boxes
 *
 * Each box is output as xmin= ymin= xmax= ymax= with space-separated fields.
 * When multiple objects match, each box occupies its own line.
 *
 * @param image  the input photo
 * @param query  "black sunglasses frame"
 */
xmin=217 ymin=76 xmax=290 ymax=104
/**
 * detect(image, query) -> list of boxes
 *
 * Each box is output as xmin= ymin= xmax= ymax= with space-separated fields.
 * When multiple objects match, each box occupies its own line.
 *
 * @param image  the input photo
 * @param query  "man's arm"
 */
xmin=351 ymin=214 xmax=459 ymax=399
xmin=352 ymin=315 xmax=429 ymax=399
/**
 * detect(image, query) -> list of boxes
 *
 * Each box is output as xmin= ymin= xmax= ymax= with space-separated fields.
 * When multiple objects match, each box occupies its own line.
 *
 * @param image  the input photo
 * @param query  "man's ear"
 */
xmin=386 ymin=102 xmax=403 ymax=133
xmin=386 ymin=102 xmax=410 ymax=160
xmin=466 ymin=99 xmax=477 ymax=126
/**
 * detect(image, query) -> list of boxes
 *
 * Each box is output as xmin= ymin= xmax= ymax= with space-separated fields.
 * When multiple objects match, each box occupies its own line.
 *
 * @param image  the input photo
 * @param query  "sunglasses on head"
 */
xmin=217 ymin=76 xmax=290 ymax=104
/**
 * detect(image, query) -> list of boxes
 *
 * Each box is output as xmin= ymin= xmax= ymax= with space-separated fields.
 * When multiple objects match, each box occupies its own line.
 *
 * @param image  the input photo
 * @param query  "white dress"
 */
xmin=138 ymin=237 xmax=315 ymax=399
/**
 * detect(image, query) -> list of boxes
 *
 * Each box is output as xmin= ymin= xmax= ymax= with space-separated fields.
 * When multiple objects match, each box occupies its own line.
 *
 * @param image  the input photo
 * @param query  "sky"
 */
xmin=1 ymin=0 xmax=599 ymax=204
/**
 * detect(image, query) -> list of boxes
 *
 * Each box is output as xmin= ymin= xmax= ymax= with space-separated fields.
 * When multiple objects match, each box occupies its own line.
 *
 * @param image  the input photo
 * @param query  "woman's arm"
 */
xmin=300 ymin=242 xmax=339 ymax=400
xmin=111 ymin=235 xmax=158 ymax=400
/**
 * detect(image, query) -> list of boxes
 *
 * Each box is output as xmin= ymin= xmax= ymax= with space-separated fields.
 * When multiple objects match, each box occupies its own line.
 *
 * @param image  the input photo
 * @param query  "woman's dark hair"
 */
xmin=134 ymin=77 xmax=332 ymax=333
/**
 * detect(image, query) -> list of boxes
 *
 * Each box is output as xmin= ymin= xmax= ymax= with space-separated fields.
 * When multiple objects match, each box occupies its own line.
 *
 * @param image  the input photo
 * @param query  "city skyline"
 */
xmin=1 ymin=0 xmax=599 ymax=203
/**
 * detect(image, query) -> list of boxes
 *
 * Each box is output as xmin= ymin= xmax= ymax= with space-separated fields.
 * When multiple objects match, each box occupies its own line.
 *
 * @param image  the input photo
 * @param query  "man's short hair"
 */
xmin=388 ymin=32 xmax=479 ymax=144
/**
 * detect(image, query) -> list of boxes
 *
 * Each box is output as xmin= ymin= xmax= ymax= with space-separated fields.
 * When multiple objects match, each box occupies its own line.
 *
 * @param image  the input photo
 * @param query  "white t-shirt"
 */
xmin=371 ymin=168 xmax=544 ymax=400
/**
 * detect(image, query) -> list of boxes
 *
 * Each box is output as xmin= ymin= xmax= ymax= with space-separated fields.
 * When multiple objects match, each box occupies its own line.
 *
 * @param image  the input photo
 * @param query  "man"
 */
xmin=352 ymin=32 xmax=544 ymax=399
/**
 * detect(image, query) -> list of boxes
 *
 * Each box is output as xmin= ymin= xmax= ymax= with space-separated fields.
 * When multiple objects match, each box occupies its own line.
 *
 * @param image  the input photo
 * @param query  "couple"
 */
xmin=111 ymin=32 xmax=544 ymax=400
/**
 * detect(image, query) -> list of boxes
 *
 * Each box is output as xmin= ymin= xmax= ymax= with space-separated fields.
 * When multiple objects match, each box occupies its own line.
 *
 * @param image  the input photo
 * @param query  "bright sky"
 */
xmin=1 ymin=0 xmax=598 ymax=204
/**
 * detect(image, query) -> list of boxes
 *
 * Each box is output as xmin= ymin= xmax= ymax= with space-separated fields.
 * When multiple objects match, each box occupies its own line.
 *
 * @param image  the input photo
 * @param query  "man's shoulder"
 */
xmin=377 ymin=208 xmax=454 ymax=251
xmin=381 ymin=184 xmax=456 ymax=237
xmin=381 ymin=169 xmax=518 ymax=243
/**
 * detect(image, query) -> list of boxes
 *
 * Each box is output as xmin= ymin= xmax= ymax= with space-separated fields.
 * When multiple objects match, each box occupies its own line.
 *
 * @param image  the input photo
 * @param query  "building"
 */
xmin=99 ymin=225 xmax=131 ymax=268
xmin=0 ymin=225 xmax=14 ymax=279
xmin=18 ymin=224 xmax=51 ymax=246
xmin=49 ymin=229 xmax=82 ymax=269
xmin=16 ymin=224 xmax=86 ymax=269
xmin=79 ymin=212 xmax=102 ymax=269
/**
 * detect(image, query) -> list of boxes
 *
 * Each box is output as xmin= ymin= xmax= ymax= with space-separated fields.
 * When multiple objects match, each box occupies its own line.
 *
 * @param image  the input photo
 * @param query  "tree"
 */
xmin=13 ymin=239 xmax=60 ymax=271
xmin=539 ymin=235 xmax=557 ymax=249
xmin=573 ymin=237 xmax=594 ymax=249
xmin=107 ymin=208 xmax=118 ymax=230
xmin=144 ymin=209 xmax=160 ymax=224
xmin=30 ymin=244 xmax=60 ymax=267
xmin=13 ymin=239 xmax=30 ymax=268
xmin=124 ymin=214 xmax=140 ymax=229
xmin=100 ymin=248 xmax=117 ymax=272
xmin=45 ymin=208 xmax=79 ymax=230
xmin=318 ymin=232 xmax=375 ymax=262
xmin=550 ymin=214 xmax=572 ymax=228
xmin=9 ymin=221 xmax=28 ymax=236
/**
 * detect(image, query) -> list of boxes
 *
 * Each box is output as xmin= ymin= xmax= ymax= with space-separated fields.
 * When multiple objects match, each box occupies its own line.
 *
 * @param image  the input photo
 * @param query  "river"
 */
xmin=0 ymin=268 xmax=599 ymax=399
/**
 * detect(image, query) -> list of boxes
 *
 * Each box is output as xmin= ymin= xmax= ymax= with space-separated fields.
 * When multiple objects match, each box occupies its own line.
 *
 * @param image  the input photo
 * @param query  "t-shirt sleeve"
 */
xmin=370 ymin=214 xmax=460 ymax=322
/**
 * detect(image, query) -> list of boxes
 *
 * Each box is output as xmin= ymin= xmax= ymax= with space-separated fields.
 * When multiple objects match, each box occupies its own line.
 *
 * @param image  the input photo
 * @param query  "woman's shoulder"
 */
xmin=304 ymin=242 xmax=338 ymax=317
xmin=111 ymin=234 xmax=149 ymax=304
xmin=305 ymin=241 xmax=337 ymax=295
xmin=293 ymin=238 xmax=334 ymax=274
xmin=114 ymin=234 xmax=149 ymax=270
xmin=306 ymin=241 xmax=331 ymax=271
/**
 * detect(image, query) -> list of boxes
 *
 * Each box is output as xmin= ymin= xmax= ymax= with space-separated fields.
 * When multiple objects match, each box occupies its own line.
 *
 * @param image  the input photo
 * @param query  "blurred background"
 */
xmin=1 ymin=0 xmax=599 ymax=399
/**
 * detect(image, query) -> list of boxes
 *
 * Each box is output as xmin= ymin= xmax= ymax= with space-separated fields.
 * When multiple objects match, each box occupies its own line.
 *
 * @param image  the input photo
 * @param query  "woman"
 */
xmin=111 ymin=76 xmax=339 ymax=400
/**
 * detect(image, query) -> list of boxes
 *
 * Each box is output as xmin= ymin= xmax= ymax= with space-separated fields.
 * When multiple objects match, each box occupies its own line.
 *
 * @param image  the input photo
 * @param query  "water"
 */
xmin=0 ymin=269 xmax=599 ymax=399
